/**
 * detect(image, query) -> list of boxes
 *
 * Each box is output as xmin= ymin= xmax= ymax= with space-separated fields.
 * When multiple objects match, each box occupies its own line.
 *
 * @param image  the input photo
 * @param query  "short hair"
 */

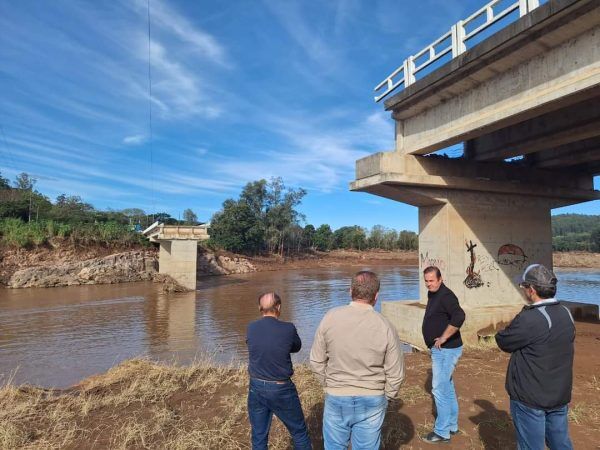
xmin=423 ymin=266 xmax=442 ymax=279
xmin=351 ymin=271 xmax=380 ymax=302
xmin=258 ymin=292 xmax=281 ymax=313
xmin=531 ymin=284 xmax=556 ymax=299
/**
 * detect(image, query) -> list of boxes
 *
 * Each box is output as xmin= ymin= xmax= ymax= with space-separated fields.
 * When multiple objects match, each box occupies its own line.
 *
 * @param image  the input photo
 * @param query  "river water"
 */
xmin=0 ymin=265 xmax=598 ymax=388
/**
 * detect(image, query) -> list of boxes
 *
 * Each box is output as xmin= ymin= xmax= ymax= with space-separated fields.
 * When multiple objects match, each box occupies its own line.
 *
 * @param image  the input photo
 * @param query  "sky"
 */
xmin=0 ymin=0 xmax=598 ymax=232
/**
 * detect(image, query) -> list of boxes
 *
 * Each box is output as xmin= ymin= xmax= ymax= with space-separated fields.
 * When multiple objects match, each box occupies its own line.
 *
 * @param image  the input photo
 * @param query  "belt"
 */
xmin=251 ymin=377 xmax=291 ymax=385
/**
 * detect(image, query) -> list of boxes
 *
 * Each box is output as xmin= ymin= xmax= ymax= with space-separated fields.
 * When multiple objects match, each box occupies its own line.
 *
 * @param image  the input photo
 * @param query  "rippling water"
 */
xmin=0 ymin=265 xmax=597 ymax=388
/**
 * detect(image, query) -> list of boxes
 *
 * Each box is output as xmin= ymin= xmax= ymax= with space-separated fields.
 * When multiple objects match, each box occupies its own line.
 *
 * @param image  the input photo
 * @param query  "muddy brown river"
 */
xmin=0 ymin=265 xmax=598 ymax=388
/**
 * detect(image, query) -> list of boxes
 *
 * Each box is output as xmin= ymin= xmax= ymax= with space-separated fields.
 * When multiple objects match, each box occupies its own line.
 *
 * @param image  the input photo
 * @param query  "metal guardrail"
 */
xmin=374 ymin=0 xmax=541 ymax=102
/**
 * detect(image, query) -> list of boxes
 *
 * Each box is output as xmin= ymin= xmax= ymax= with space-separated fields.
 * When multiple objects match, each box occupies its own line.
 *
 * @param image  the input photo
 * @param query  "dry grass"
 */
xmin=0 ymin=357 xmax=253 ymax=449
xmin=0 ymin=358 xmax=326 ymax=450
xmin=1 ymin=348 xmax=598 ymax=449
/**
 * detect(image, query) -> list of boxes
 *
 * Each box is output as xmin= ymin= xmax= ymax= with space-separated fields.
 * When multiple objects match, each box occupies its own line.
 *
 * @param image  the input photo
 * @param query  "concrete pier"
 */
xmin=354 ymin=0 xmax=600 ymax=346
xmin=143 ymin=223 xmax=210 ymax=290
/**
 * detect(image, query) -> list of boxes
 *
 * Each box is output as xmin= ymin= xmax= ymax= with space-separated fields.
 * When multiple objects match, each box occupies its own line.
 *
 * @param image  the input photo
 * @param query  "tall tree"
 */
xmin=209 ymin=200 xmax=264 ymax=254
xmin=183 ymin=208 xmax=198 ymax=225
xmin=0 ymin=171 xmax=9 ymax=189
xmin=591 ymin=227 xmax=600 ymax=252
xmin=13 ymin=172 xmax=36 ymax=190
xmin=313 ymin=224 xmax=333 ymax=251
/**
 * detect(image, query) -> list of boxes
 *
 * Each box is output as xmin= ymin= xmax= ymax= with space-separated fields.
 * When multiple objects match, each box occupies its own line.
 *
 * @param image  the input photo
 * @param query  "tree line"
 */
xmin=2 ymin=171 xmax=598 ymax=253
xmin=0 ymin=171 xmax=199 ymax=248
xmin=552 ymin=214 xmax=600 ymax=252
xmin=207 ymin=178 xmax=418 ymax=255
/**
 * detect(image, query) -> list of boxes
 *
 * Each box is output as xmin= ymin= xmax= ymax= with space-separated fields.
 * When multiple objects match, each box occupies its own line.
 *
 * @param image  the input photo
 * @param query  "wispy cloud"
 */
xmin=210 ymin=109 xmax=394 ymax=192
xmin=139 ymin=0 xmax=229 ymax=66
xmin=123 ymin=134 xmax=147 ymax=145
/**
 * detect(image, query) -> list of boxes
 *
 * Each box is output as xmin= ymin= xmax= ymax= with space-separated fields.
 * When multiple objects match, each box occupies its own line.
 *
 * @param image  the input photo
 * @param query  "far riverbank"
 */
xmin=1 ymin=243 xmax=600 ymax=288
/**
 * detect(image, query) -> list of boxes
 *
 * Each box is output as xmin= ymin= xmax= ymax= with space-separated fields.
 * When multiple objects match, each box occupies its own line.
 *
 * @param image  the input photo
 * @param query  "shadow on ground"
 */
xmin=469 ymin=399 xmax=515 ymax=449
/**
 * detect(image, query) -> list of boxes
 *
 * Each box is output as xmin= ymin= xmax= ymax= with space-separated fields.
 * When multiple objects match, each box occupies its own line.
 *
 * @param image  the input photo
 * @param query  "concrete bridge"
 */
xmin=143 ymin=222 xmax=209 ymax=290
xmin=353 ymin=0 xmax=600 ymax=348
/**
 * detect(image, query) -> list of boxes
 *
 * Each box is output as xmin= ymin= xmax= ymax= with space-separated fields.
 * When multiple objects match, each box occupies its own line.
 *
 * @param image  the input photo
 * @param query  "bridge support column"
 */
xmin=352 ymin=153 xmax=598 ymax=348
xmin=158 ymin=240 xmax=198 ymax=290
xmin=384 ymin=190 xmax=553 ymax=348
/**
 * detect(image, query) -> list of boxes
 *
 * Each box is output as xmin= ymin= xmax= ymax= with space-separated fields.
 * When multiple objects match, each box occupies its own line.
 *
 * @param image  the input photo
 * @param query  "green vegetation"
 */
xmin=0 ymin=171 xmax=193 ymax=249
xmin=2 ymin=170 xmax=597 ymax=254
xmin=208 ymin=178 xmax=419 ymax=255
xmin=552 ymin=214 xmax=600 ymax=252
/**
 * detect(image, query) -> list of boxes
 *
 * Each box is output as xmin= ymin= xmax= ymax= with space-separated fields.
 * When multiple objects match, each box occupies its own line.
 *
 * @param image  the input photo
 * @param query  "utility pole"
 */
xmin=28 ymin=187 xmax=32 ymax=223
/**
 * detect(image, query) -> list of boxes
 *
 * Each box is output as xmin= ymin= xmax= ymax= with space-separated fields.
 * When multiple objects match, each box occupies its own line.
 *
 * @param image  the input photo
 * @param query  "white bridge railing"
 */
xmin=374 ymin=0 xmax=541 ymax=102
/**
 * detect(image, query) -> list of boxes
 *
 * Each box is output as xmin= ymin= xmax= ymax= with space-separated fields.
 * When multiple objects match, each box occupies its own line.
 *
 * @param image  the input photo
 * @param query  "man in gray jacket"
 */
xmin=310 ymin=271 xmax=405 ymax=449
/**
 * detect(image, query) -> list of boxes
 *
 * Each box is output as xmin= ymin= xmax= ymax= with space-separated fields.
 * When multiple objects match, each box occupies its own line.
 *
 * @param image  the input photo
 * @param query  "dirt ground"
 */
xmin=1 ymin=321 xmax=598 ymax=449
xmin=247 ymin=249 xmax=419 ymax=272
xmin=0 ymin=242 xmax=152 ymax=285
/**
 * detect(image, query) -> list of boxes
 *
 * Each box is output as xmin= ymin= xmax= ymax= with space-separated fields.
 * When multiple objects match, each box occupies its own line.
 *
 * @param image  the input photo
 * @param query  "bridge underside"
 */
xmin=352 ymin=0 xmax=600 ymax=347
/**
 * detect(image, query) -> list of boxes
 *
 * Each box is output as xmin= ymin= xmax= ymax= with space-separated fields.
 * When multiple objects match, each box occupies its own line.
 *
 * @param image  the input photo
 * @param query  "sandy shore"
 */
xmin=1 ymin=321 xmax=598 ymax=449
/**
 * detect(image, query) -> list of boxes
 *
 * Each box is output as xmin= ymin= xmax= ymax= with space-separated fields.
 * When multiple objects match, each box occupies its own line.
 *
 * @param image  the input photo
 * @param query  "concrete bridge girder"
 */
xmin=465 ymin=96 xmax=600 ymax=163
xmin=388 ymin=1 xmax=600 ymax=158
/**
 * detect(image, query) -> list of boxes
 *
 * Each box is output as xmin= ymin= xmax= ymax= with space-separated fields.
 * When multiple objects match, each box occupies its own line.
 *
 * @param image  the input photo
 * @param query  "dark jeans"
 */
xmin=510 ymin=400 xmax=573 ymax=450
xmin=248 ymin=378 xmax=312 ymax=450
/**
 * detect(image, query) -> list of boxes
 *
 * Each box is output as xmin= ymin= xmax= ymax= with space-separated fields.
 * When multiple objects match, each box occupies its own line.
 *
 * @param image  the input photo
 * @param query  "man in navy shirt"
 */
xmin=246 ymin=292 xmax=311 ymax=450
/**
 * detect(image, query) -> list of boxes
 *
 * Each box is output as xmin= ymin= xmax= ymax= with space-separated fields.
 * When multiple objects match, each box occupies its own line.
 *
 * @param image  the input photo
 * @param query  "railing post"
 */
xmin=403 ymin=56 xmax=415 ymax=87
xmin=519 ymin=0 xmax=539 ymax=16
xmin=451 ymin=21 xmax=466 ymax=57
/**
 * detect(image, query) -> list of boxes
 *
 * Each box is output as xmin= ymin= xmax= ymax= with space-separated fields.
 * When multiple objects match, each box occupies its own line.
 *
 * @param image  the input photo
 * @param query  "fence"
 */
xmin=374 ymin=0 xmax=541 ymax=102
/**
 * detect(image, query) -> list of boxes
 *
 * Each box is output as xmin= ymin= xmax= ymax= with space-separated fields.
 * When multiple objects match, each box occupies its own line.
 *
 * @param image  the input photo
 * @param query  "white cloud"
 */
xmin=123 ymin=134 xmax=147 ymax=145
xmin=141 ymin=0 xmax=228 ymax=66
xmin=209 ymin=109 xmax=395 ymax=193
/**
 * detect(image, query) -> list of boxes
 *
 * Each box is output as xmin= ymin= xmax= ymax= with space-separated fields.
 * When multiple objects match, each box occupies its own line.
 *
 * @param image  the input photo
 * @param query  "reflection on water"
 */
xmin=0 ymin=265 xmax=597 ymax=388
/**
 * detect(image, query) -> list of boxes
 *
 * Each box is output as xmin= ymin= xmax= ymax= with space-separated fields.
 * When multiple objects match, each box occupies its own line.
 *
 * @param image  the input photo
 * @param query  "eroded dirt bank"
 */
xmin=2 ymin=244 xmax=599 ymax=288
xmin=1 ymin=322 xmax=597 ymax=449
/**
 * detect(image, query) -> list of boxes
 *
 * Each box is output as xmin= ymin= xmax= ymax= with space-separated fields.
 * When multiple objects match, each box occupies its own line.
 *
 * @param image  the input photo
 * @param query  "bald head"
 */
xmin=258 ymin=292 xmax=282 ymax=316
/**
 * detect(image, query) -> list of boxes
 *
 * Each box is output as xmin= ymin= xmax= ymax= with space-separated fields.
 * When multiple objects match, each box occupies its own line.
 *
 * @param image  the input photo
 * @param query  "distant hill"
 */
xmin=552 ymin=214 xmax=600 ymax=252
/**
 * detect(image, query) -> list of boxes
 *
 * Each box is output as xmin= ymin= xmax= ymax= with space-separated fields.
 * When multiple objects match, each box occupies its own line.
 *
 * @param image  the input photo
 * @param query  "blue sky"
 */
xmin=1 ymin=0 xmax=598 ymax=232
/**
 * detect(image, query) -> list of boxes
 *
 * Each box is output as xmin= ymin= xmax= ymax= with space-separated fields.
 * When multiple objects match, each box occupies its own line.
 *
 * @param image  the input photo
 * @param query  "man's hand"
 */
xmin=433 ymin=336 xmax=447 ymax=349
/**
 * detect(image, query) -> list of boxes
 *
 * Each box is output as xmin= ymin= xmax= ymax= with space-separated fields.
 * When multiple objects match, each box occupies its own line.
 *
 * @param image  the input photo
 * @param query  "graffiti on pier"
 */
xmin=464 ymin=240 xmax=485 ymax=289
xmin=420 ymin=252 xmax=446 ymax=271
xmin=497 ymin=244 xmax=528 ymax=269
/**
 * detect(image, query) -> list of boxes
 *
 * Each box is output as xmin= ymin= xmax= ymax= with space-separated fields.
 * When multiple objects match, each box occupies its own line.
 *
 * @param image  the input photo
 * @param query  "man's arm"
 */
xmin=383 ymin=325 xmax=405 ymax=400
xmin=434 ymin=293 xmax=465 ymax=349
xmin=495 ymin=312 xmax=530 ymax=353
xmin=290 ymin=325 xmax=302 ymax=353
xmin=309 ymin=321 xmax=328 ymax=385
xmin=433 ymin=325 xmax=459 ymax=349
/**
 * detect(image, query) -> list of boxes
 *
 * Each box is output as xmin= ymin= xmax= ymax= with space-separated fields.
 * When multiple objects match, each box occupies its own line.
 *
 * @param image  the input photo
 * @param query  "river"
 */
xmin=0 ymin=265 xmax=598 ymax=388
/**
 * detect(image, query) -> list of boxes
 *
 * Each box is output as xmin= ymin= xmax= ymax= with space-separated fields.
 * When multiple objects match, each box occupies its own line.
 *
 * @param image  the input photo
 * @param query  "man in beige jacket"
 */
xmin=310 ymin=270 xmax=405 ymax=449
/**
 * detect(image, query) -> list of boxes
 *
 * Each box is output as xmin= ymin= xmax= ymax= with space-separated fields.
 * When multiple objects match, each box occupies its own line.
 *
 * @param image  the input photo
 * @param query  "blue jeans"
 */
xmin=430 ymin=346 xmax=462 ymax=439
xmin=248 ymin=378 xmax=311 ymax=450
xmin=323 ymin=394 xmax=387 ymax=450
xmin=510 ymin=400 xmax=573 ymax=450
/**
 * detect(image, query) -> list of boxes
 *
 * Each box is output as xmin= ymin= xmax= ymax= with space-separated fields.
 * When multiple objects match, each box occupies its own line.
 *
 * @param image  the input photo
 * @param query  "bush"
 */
xmin=0 ymin=218 xmax=148 ymax=249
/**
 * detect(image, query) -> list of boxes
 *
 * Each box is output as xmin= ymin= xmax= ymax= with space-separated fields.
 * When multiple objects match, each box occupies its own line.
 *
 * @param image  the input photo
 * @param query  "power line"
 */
xmin=147 ymin=0 xmax=155 ymax=221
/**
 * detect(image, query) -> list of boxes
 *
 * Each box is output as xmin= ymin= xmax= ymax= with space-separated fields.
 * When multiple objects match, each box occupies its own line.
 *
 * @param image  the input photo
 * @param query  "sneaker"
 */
xmin=450 ymin=430 xmax=460 ymax=435
xmin=422 ymin=431 xmax=450 ymax=444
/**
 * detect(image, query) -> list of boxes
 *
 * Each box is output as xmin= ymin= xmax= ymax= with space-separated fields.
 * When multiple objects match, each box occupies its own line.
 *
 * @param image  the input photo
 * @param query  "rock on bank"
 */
xmin=8 ymin=251 xmax=158 ymax=288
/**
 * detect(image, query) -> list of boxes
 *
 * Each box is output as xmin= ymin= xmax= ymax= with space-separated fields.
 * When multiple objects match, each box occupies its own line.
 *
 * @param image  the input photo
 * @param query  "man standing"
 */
xmin=421 ymin=266 xmax=466 ymax=444
xmin=310 ymin=271 xmax=405 ymax=450
xmin=246 ymin=292 xmax=311 ymax=450
xmin=496 ymin=264 xmax=575 ymax=450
